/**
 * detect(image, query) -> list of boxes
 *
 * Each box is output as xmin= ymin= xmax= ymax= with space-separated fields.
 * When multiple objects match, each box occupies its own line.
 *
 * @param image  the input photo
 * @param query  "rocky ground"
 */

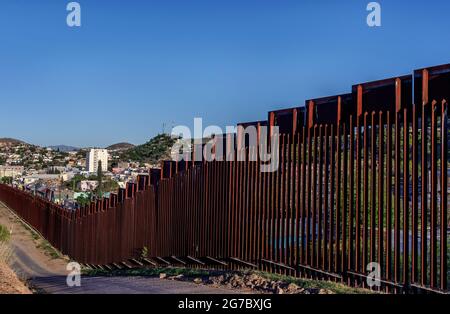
xmin=206 ymin=272 xmax=334 ymax=294
xmin=0 ymin=262 xmax=31 ymax=294
xmin=158 ymin=270 xmax=368 ymax=294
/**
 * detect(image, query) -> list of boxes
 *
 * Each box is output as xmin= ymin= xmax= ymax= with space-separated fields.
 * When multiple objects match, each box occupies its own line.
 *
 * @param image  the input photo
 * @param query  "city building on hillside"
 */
xmin=0 ymin=165 xmax=24 ymax=178
xmin=61 ymin=172 xmax=76 ymax=182
xmin=112 ymin=167 xmax=124 ymax=174
xmin=78 ymin=180 xmax=99 ymax=192
xmin=86 ymin=149 xmax=108 ymax=173
xmin=23 ymin=174 xmax=60 ymax=181
xmin=118 ymin=161 xmax=130 ymax=169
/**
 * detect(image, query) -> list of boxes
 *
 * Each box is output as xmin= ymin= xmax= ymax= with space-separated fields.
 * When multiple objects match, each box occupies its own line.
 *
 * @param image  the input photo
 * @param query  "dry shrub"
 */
xmin=0 ymin=242 xmax=12 ymax=264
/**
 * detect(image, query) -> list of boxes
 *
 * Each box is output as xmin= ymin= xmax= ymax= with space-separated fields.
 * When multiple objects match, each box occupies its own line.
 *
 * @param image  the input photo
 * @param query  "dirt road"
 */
xmin=0 ymin=202 xmax=239 ymax=294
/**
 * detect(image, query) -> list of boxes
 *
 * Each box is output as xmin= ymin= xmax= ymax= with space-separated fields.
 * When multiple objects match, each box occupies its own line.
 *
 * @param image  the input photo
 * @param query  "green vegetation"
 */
xmin=97 ymin=160 xmax=103 ymax=198
xmin=75 ymin=194 xmax=92 ymax=207
xmin=12 ymin=215 xmax=64 ymax=261
xmin=83 ymin=267 xmax=209 ymax=278
xmin=65 ymin=174 xmax=85 ymax=191
xmin=0 ymin=177 xmax=13 ymax=185
xmin=251 ymin=271 xmax=374 ymax=294
xmin=37 ymin=240 xmax=61 ymax=259
xmin=447 ymin=238 xmax=450 ymax=277
xmin=0 ymin=224 xmax=11 ymax=263
xmin=66 ymin=174 xmax=118 ymax=195
xmin=100 ymin=179 xmax=119 ymax=193
xmin=120 ymin=134 xmax=177 ymax=163
xmin=106 ymin=142 xmax=135 ymax=151
xmin=0 ymin=224 xmax=10 ymax=243
xmin=140 ymin=246 xmax=148 ymax=259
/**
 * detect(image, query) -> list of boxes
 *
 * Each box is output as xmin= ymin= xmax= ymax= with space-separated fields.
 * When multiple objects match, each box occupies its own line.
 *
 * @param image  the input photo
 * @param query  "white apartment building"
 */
xmin=86 ymin=149 xmax=108 ymax=173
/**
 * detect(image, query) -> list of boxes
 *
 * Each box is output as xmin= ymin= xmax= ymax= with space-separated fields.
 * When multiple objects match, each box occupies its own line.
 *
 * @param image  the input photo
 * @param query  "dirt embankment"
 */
xmin=0 ymin=201 xmax=68 ymax=294
xmin=0 ymin=262 xmax=31 ymax=294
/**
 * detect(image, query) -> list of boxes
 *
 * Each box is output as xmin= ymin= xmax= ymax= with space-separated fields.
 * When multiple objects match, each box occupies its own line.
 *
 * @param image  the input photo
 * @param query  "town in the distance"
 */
xmin=0 ymin=134 xmax=178 ymax=210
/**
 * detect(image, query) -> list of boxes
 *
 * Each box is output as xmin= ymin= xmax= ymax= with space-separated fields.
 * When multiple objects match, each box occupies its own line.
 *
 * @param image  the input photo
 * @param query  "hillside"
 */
xmin=48 ymin=145 xmax=80 ymax=152
xmin=120 ymin=134 xmax=176 ymax=163
xmin=0 ymin=138 xmax=25 ymax=146
xmin=106 ymin=142 xmax=135 ymax=151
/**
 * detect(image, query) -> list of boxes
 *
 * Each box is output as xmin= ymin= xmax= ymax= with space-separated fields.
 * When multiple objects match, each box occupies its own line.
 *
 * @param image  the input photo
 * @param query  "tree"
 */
xmin=0 ymin=177 xmax=12 ymax=185
xmin=97 ymin=160 xmax=103 ymax=198
xmin=120 ymin=133 xmax=177 ymax=163
xmin=75 ymin=194 xmax=91 ymax=207
xmin=65 ymin=174 xmax=85 ymax=192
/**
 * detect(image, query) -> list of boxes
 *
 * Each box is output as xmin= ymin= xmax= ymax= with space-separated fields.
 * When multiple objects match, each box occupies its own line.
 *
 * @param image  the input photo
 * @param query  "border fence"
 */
xmin=0 ymin=64 xmax=448 ymax=293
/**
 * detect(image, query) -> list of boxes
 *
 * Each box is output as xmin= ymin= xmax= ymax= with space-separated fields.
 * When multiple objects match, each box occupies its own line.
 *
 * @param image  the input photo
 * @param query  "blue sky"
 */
xmin=0 ymin=0 xmax=449 ymax=147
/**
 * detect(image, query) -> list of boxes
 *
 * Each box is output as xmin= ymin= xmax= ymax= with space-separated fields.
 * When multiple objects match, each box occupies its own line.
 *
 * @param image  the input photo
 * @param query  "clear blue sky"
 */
xmin=0 ymin=0 xmax=449 ymax=147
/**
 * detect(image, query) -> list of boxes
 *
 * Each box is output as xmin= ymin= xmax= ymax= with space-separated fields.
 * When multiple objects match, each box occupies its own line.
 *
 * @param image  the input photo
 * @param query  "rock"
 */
xmin=276 ymin=287 xmax=285 ymax=294
xmin=175 ymin=274 xmax=185 ymax=280
xmin=287 ymin=283 xmax=298 ymax=289
xmin=319 ymin=289 xmax=334 ymax=294
xmin=193 ymin=278 xmax=203 ymax=284
xmin=230 ymin=274 xmax=244 ymax=288
xmin=159 ymin=273 xmax=167 ymax=279
xmin=293 ymin=288 xmax=306 ymax=294
xmin=286 ymin=283 xmax=300 ymax=293
xmin=210 ymin=275 xmax=225 ymax=285
xmin=276 ymin=281 xmax=287 ymax=288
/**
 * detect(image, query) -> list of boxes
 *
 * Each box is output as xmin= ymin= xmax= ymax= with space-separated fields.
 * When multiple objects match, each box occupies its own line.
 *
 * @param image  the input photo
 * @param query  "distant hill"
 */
xmin=106 ymin=142 xmax=135 ymax=151
xmin=120 ymin=134 xmax=176 ymax=163
xmin=0 ymin=138 xmax=25 ymax=146
xmin=48 ymin=145 xmax=80 ymax=152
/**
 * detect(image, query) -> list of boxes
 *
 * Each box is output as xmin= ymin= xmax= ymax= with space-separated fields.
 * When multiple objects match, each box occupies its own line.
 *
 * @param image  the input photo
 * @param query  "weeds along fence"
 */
xmin=0 ymin=66 xmax=448 ymax=293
